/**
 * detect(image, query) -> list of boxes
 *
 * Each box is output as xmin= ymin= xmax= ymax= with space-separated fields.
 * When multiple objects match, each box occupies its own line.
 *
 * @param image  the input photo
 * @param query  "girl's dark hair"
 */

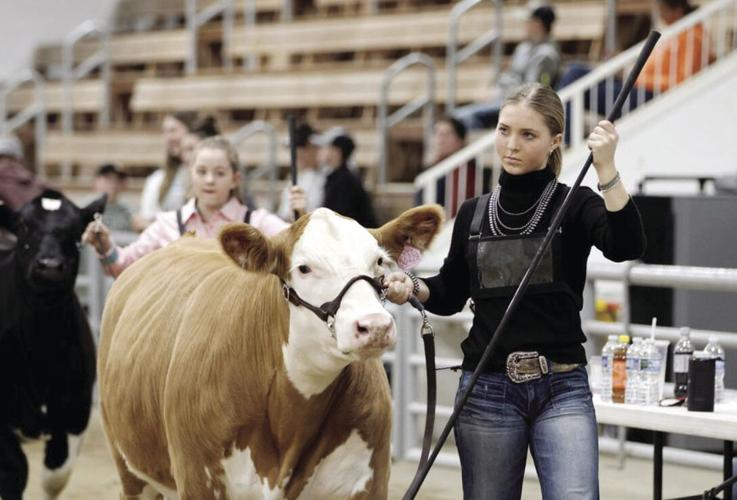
xmin=438 ymin=116 xmax=467 ymax=141
xmin=501 ymin=83 xmax=564 ymax=176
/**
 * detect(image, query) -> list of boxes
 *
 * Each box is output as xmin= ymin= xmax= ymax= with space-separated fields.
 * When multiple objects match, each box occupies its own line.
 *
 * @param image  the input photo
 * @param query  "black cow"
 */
xmin=0 ymin=189 xmax=105 ymax=500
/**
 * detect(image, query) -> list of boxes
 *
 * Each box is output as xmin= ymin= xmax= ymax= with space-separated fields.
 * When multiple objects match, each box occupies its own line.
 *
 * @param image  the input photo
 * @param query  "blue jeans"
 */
xmin=453 ymin=367 xmax=599 ymax=500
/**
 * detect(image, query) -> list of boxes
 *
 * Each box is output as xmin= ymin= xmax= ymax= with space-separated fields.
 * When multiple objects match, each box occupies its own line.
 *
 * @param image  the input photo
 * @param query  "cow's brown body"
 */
xmin=98 ymin=236 xmax=391 ymax=499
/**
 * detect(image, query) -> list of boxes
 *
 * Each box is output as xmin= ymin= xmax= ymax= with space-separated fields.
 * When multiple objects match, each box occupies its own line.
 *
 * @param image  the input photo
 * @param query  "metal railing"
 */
xmin=560 ymin=0 xmax=737 ymax=150
xmin=186 ymin=0 xmax=235 ymax=74
xmin=416 ymin=0 xmax=737 ymax=213
xmin=446 ymin=0 xmax=503 ymax=113
xmin=0 ymin=69 xmax=47 ymax=178
xmin=62 ymin=20 xmax=111 ymax=180
xmin=229 ymin=120 xmax=279 ymax=210
xmin=389 ymin=259 xmax=737 ymax=469
xmin=414 ymin=131 xmax=495 ymax=216
xmin=377 ymin=52 xmax=436 ymax=185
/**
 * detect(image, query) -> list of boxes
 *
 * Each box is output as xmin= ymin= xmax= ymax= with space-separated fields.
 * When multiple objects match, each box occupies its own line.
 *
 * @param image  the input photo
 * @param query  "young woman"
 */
xmin=83 ymin=136 xmax=289 ymax=278
xmin=386 ymin=83 xmax=645 ymax=499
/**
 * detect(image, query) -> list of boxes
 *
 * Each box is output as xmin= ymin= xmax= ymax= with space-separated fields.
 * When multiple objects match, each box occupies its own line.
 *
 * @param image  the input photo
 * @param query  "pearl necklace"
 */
xmin=488 ymin=179 xmax=557 ymax=236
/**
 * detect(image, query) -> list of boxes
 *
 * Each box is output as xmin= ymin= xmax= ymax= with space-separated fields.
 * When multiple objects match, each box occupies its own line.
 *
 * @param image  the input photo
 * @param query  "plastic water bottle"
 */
xmin=600 ymin=335 xmax=619 ymax=402
xmin=612 ymin=335 xmax=630 ymax=404
xmin=625 ymin=338 xmax=643 ymax=404
xmin=704 ymin=335 xmax=725 ymax=403
xmin=639 ymin=338 xmax=663 ymax=405
xmin=673 ymin=327 xmax=694 ymax=401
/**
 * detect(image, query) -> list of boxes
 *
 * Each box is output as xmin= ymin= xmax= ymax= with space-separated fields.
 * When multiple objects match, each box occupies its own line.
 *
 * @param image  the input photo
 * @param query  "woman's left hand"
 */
xmin=587 ymin=120 xmax=618 ymax=182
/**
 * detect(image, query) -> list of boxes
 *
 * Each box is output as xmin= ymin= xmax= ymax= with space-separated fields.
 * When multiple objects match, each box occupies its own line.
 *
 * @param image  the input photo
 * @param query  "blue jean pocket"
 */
xmin=456 ymin=371 xmax=506 ymax=425
xmin=550 ymin=367 xmax=594 ymax=413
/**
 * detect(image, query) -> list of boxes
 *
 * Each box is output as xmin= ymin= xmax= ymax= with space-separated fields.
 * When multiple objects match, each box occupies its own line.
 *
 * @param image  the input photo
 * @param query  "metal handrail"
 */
xmin=0 ymin=69 xmax=47 ymax=178
xmin=559 ymin=0 xmax=737 ymax=150
xmin=446 ymin=0 xmax=503 ymax=113
xmin=186 ymin=0 xmax=235 ymax=74
xmin=377 ymin=52 xmax=436 ymax=185
xmin=62 ymin=20 xmax=111 ymax=180
xmin=229 ymin=120 xmax=278 ymax=210
xmin=417 ymin=0 xmax=737 ymax=209
xmin=391 ymin=258 xmax=737 ymax=468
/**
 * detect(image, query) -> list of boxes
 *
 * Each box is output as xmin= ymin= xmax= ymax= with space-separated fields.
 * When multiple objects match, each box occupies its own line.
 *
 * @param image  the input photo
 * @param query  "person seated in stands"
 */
xmin=94 ymin=164 xmax=132 ymax=232
xmin=294 ymin=127 xmax=376 ymax=227
xmin=454 ymin=5 xmax=560 ymax=131
xmin=132 ymin=111 xmax=199 ymax=231
xmin=278 ymin=123 xmax=330 ymax=222
xmin=557 ymin=0 xmax=709 ymax=128
xmin=416 ymin=117 xmax=491 ymax=217
xmin=83 ymin=136 xmax=291 ymax=278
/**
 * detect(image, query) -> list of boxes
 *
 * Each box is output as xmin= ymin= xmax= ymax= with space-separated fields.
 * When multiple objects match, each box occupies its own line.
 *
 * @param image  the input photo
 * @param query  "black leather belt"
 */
xmin=505 ymin=351 xmax=581 ymax=383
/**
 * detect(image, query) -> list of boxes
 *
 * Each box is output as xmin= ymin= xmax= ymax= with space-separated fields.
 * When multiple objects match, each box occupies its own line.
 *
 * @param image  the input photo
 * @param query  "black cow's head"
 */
xmin=2 ymin=190 xmax=106 ymax=293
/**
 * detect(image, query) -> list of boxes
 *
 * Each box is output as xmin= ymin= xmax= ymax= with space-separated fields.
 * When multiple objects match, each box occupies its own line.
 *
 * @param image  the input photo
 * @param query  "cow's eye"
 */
xmin=377 ymin=257 xmax=384 ymax=267
xmin=298 ymin=265 xmax=311 ymax=274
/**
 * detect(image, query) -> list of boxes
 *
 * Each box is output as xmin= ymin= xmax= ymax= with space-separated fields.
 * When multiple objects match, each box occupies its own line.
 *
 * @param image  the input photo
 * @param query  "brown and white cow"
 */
xmin=98 ymin=206 xmax=443 ymax=499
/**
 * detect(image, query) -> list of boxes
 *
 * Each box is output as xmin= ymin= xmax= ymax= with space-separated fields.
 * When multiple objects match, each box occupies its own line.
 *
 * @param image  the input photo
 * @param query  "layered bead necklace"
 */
xmin=488 ymin=179 xmax=557 ymax=236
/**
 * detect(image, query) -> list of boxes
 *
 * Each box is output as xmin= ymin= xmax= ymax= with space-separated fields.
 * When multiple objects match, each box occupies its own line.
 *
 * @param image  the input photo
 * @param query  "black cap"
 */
xmin=96 ymin=163 xmax=127 ymax=180
xmin=331 ymin=134 xmax=355 ymax=162
xmin=531 ymin=6 xmax=556 ymax=33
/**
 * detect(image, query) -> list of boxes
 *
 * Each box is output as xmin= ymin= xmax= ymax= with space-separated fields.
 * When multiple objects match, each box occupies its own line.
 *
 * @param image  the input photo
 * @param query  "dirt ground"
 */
xmin=22 ymin=408 xmax=721 ymax=499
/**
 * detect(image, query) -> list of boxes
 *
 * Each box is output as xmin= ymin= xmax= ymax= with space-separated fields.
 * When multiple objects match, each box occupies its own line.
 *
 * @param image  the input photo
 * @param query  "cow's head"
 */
xmin=5 ymin=190 xmax=106 ymax=293
xmin=219 ymin=206 xmax=443 ymax=397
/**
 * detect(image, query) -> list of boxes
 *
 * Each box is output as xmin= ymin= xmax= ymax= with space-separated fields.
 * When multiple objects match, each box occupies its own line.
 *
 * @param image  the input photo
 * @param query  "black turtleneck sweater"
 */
xmin=423 ymin=167 xmax=646 ymax=371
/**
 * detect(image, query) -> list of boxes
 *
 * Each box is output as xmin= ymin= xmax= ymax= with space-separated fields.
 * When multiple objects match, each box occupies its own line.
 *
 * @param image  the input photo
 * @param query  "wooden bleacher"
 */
xmin=228 ymin=1 xmax=606 ymax=69
xmin=43 ymin=126 xmax=380 ymax=175
xmin=7 ymin=0 xmax=619 ymax=218
xmin=6 ymin=80 xmax=105 ymax=114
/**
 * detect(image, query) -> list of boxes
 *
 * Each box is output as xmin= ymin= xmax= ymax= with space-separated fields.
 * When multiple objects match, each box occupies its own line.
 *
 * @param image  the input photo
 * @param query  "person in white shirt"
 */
xmin=132 ymin=112 xmax=199 ymax=231
xmin=277 ymin=123 xmax=330 ymax=221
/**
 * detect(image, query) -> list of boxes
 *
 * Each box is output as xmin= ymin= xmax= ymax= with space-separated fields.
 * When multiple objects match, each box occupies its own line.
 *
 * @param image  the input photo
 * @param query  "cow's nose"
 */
xmin=37 ymin=258 xmax=62 ymax=270
xmin=355 ymin=314 xmax=394 ymax=338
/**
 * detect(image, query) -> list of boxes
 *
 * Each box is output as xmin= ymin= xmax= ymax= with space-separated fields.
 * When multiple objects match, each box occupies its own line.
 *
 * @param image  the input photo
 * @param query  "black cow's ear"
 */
xmin=0 ymin=203 xmax=18 ymax=233
xmin=79 ymin=194 xmax=107 ymax=226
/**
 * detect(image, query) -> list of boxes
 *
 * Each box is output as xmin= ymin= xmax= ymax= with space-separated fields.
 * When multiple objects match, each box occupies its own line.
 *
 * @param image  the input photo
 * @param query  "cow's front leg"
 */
xmin=0 ymin=424 xmax=28 ymax=500
xmin=41 ymin=431 xmax=83 ymax=500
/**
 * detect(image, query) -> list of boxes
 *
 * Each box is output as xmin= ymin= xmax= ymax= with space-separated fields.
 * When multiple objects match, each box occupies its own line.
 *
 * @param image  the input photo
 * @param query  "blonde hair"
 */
xmin=501 ymin=83 xmax=564 ymax=176
xmin=191 ymin=135 xmax=243 ymax=201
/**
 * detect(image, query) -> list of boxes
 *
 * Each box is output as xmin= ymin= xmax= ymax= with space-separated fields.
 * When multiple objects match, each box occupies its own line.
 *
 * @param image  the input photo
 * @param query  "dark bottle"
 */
xmin=673 ymin=327 xmax=694 ymax=400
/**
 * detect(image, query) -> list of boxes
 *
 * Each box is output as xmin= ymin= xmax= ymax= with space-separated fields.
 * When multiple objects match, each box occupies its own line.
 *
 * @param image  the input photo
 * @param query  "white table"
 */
xmin=594 ymin=393 xmax=737 ymax=500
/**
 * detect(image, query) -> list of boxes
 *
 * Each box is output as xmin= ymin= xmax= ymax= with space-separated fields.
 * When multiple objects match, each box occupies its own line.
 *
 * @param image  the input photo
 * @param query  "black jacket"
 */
xmin=323 ymin=165 xmax=377 ymax=227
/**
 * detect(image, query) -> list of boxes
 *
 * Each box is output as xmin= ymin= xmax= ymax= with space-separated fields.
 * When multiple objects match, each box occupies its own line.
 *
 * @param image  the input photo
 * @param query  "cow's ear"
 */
xmin=370 ymin=204 xmax=444 ymax=261
xmin=79 ymin=194 xmax=107 ymax=227
xmin=219 ymin=223 xmax=274 ymax=273
xmin=0 ymin=203 xmax=18 ymax=233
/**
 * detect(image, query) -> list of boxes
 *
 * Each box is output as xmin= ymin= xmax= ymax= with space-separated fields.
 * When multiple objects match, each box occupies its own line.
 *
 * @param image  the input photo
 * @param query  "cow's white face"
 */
xmin=219 ymin=204 xmax=444 ymax=399
xmin=288 ymin=209 xmax=396 ymax=360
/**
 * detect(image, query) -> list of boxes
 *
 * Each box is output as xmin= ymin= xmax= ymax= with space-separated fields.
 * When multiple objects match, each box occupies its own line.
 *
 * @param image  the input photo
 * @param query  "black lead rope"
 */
xmin=402 ymin=31 xmax=662 ymax=500
xmin=407 ymin=295 xmax=436 ymax=471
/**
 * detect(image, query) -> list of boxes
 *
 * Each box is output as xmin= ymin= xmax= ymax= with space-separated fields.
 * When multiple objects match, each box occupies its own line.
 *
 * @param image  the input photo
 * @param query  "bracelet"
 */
xmin=405 ymin=272 xmax=421 ymax=296
xmin=99 ymin=247 xmax=118 ymax=265
xmin=597 ymin=171 xmax=621 ymax=193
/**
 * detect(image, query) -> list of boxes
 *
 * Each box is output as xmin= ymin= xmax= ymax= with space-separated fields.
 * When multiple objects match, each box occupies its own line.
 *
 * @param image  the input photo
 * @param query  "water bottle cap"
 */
xmin=708 ymin=334 xmax=718 ymax=343
xmin=680 ymin=326 xmax=691 ymax=338
xmin=618 ymin=335 xmax=630 ymax=343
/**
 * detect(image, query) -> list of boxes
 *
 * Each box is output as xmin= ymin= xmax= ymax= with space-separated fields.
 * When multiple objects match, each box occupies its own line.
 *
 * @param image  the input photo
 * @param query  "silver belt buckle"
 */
xmin=506 ymin=351 xmax=548 ymax=384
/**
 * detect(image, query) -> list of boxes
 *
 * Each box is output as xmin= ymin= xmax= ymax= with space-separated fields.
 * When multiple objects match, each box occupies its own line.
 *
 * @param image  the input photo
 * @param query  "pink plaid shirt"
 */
xmin=103 ymin=197 xmax=288 ymax=277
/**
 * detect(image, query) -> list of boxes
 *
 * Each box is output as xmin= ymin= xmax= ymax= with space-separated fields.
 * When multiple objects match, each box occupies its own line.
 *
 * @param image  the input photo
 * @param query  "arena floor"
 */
xmin=23 ymin=409 xmax=722 ymax=499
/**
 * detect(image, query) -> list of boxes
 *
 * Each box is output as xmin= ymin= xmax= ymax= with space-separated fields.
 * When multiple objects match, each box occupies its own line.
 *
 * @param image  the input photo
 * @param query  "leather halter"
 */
xmin=281 ymin=275 xmax=386 ymax=332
